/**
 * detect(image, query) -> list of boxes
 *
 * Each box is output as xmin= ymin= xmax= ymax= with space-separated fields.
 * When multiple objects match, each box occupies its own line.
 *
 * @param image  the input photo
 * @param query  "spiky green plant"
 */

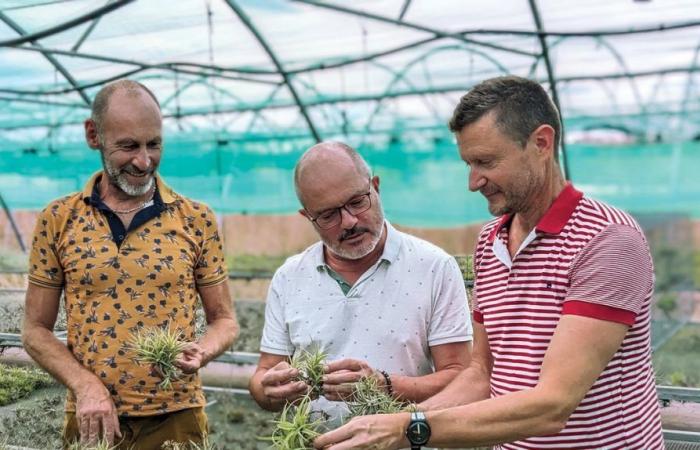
xmin=66 ymin=438 xmax=119 ymax=450
xmin=129 ymin=324 xmax=188 ymax=390
xmin=346 ymin=376 xmax=416 ymax=419
xmin=162 ymin=435 xmax=219 ymax=450
xmin=290 ymin=344 xmax=327 ymax=396
xmin=0 ymin=363 xmax=54 ymax=406
xmin=264 ymin=395 xmax=325 ymax=450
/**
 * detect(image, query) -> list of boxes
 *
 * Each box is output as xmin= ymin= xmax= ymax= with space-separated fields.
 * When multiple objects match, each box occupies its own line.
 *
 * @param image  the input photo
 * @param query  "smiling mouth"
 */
xmin=342 ymin=231 xmax=365 ymax=242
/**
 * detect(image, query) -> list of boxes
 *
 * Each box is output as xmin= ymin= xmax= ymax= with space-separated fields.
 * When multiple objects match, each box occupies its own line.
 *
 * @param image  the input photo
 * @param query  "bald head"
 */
xmin=294 ymin=141 xmax=371 ymax=206
xmin=91 ymin=79 xmax=160 ymax=140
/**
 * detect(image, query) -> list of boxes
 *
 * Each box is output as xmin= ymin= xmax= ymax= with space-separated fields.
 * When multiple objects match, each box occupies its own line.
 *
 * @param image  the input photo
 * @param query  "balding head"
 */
xmin=90 ymin=79 xmax=160 ymax=142
xmin=294 ymin=141 xmax=371 ymax=207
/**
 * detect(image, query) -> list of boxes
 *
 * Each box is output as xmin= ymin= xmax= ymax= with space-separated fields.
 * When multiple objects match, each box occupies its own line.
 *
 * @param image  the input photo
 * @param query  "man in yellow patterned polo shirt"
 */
xmin=22 ymin=79 xmax=239 ymax=449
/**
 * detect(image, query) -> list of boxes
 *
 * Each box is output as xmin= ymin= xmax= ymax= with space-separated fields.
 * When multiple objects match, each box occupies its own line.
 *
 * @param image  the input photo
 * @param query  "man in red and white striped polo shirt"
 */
xmin=314 ymin=76 xmax=664 ymax=450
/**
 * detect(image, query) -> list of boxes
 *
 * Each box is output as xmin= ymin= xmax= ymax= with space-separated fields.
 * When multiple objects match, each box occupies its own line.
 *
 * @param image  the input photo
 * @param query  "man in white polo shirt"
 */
xmin=315 ymin=77 xmax=663 ymax=449
xmin=248 ymin=141 xmax=472 ymax=425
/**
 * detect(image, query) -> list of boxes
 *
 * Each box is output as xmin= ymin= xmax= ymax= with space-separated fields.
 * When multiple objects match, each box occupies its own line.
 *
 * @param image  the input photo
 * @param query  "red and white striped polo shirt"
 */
xmin=473 ymin=183 xmax=663 ymax=450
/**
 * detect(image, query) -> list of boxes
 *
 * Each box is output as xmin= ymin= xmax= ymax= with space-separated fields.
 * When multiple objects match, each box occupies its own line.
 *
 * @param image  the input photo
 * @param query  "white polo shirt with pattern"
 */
xmin=260 ymin=221 xmax=473 ymax=424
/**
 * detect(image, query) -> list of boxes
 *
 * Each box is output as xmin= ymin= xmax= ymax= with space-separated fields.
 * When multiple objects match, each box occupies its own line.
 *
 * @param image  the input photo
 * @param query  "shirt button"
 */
xmin=118 ymin=235 xmax=124 ymax=240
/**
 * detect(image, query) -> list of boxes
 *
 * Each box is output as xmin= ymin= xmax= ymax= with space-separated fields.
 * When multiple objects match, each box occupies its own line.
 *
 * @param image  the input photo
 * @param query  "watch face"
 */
xmin=408 ymin=421 xmax=430 ymax=445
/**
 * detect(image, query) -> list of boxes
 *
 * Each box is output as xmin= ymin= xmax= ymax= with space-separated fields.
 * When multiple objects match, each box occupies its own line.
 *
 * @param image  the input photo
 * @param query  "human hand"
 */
xmin=322 ymin=358 xmax=386 ymax=402
xmin=74 ymin=378 xmax=122 ymax=446
xmin=175 ymin=342 xmax=208 ymax=374
xmin=261 ymin=360 xmax=309 ymax=403
xmin=313 ymin=413 xmax=409 ymax=449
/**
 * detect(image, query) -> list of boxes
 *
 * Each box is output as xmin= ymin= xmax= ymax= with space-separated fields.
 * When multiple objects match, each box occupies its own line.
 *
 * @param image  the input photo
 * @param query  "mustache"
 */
xmin=339 ymin=226 xmax=369 ymax=241
xmin=122 ymin=165 xmax=155 ymax=177
xmin=480 ymin=185 xmax=499 ymax=197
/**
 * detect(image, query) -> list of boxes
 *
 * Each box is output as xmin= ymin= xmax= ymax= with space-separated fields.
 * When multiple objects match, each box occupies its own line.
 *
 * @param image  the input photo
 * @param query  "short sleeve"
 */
xmin=428 ymin=257 xmax=473 ymax=346
xmin=28 ymin=204 xmax=64 ymax=289
xmin=564 ymin=224 xmax=653 ymax=325
xmin=259 ymin=270 xmax=293 ymax=355
xmin=194 ymin=205 xmax=227 ymax=287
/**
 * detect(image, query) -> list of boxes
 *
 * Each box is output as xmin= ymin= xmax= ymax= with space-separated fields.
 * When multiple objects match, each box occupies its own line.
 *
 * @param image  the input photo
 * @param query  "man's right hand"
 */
xmin=260 ymin=361 xmax=309 ymax=404
xmin=74 ymin=379 xmax=122 ymax=445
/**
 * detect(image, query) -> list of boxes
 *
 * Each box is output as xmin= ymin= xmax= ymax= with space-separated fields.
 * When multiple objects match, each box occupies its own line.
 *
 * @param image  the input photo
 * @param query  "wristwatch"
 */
xmin=406 ymin=411 xmax=431 ymax=450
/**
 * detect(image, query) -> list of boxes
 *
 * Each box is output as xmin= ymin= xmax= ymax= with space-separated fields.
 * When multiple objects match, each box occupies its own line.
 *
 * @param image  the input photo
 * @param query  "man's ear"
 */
xmin=371 ymin=175 xmax=380 ymax=194
xmin=84 ymin=119 xmax=101 ymax=150
xmin=530 ymin=124 xmax=556 ymax=160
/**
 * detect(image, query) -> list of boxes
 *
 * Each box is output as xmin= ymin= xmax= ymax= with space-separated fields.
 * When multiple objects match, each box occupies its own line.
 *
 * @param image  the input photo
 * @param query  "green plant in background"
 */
xmin=291 ymin=344 xmax=327 ymax=397
xmin=264 ymin=395 xmax=325 ymax=450
xmin=0 ymin=363 xmax=54 ymax=406
xmin=129 ymin=324 xmax=188 ymax=390
xmin=225 ymin=254 xmax=289 ymax=275
xmin=656 ymin=292 xmax=678 ymax=320
xmin=346 ymin=376 xmax=415 ymax=419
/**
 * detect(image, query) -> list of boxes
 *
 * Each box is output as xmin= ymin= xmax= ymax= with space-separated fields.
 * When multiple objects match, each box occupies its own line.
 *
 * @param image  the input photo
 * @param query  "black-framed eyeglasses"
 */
xmin=307 ymin=179 xmax=373 ymax=230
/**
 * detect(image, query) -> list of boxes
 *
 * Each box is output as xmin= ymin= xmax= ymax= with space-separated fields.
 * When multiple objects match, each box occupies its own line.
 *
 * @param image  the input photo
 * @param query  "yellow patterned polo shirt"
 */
xmin=28 ymin=172 xmax=228 ymax=416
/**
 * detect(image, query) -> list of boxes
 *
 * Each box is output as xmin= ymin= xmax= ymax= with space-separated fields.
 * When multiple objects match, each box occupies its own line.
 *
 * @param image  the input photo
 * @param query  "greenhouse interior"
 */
xmin=1 ymin=0 xmax=700 ymax=448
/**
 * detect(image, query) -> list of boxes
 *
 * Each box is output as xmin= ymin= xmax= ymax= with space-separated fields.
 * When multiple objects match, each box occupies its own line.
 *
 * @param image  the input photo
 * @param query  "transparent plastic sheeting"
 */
xmin=4 ymin=140 xmax=700 ymax=227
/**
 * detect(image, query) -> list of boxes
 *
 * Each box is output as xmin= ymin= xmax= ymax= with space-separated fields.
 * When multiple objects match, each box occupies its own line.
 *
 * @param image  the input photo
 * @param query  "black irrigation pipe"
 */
xmin=292 ymin=0 xmax=537 ymax=58
xmin=527 ymin=0 xmax=569 ymax=181
xmin=0 ymin=0 xmax=134 ymax=47
xmin=0 ymin=192 xmax=25 ymax=252
xmin=224 ymin=0 xmax=321 ymax=143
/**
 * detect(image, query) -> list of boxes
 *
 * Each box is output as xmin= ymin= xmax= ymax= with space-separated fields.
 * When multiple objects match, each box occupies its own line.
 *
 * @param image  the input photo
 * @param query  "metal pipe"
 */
xmin=0 ymin=0 xmax=135 ymax=48
xmin=0 ymin=191 xmax=25 ymax=252
xmin=527 ymin=0 xmax=569 ymax=180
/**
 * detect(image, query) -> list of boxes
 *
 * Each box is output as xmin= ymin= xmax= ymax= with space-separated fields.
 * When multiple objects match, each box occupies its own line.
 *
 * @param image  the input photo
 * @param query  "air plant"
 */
xmin=129 ymin=324 xmax=188 ymax=390
xmin=290 ymin=344 xmax=327 ymax=397
xmin=346 ymin=376 xmax=416 ymax=419
xmin=264 ymin=395 xmax=326 ymax=450
xmin=161 ymin=435 xmax=219 ymax=450
xmin=66 ymin=439 xmax=119 ymax=450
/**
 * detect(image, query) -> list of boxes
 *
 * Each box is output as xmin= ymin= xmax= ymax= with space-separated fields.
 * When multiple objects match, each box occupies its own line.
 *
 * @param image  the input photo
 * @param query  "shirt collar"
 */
xmin=81 ymin=171 xmax=176 ymax=205
xmin=487 ymin=183 xmax=583 ymax=242
xmin=315 ymin=220 xmax=399 ymax=271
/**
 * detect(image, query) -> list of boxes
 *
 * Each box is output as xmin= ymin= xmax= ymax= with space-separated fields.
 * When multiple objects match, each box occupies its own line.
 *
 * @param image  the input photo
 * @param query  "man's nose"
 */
xmin=339 ymin=206 xmax=359 ymax=229
xmin=468 ymin=167 xmax=486 ymax=192
xmin=131 ymin=148 xmax=151 ymax=172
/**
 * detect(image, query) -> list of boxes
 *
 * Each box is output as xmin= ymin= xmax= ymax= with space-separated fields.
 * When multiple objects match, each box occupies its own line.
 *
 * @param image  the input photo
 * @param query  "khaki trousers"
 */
xmin=62 ymin=407 xmax=208 ymax=450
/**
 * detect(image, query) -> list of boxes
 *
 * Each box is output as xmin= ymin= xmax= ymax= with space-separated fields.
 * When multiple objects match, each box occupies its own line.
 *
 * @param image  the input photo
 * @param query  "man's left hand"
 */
xmin=313 ymin=413 xmax=409 ymax=449
xmin=322 ymin=358 xmax=386 ymax=402
xmin=175 ymin=342 xmax=208 ymax=374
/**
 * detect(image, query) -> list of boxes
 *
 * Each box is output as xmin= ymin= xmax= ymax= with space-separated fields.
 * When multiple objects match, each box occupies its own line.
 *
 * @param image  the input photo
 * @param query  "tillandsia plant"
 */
xmin=66 ymin=439 xmax=120 ymax=450
xmin=161 ymin=435 xmax=219 ymax=450
xmin=290 ymin=344 xmax=327 ymax=397
xmin=265 ymin=395 xmax=326 ymax=450
xmin=346 ymin=376 xmax=416 ymax=419
xmin=129 ymin=324 xmax=188 ymax=390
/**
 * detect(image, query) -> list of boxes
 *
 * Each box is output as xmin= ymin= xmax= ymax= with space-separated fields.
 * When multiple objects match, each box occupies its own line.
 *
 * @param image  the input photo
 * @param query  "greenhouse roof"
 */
xmin=2 ymin=0 xmax=700 ymax=230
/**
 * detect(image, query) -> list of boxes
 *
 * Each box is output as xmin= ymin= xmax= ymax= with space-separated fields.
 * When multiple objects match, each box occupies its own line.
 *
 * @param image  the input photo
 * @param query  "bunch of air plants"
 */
xmin=346 ymin=376 xmax=416 ymax=419
xmin=66 ymin=439 xmax=119 ymax=450
xmin=265 ymin=395 xmax=325 ymax=450
xmin=0 ymin=363 xmax=54 ymax=406
xmin=161 ymin=435 xmax=219 ymax=450
xmin=129 ymin=324 xmax=188 ymax=390
xmin=290 ymin=344 xmax=327 ymax=397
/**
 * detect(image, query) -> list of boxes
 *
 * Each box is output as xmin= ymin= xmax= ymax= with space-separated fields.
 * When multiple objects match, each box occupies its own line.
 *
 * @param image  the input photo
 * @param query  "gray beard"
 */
xmin=102 ymin=154 xmax=154 ymax=197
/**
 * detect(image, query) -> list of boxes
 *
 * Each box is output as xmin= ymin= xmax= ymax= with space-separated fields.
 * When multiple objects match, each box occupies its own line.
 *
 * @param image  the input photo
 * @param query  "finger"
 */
xmin=325 ymin=358 xmax=365 ymax=373
xmin=78 ymin=415 xmax=90 ymax=444
xmin=262 ymin=367 xmax=299 ymax=385
xmin=112 ymin=411 xmax=122 ymax=439
xmin=272 ymin=361 xmax=292 ymax=370
xmin=313 ymin=424 xmax=354 ymax=449
xmin=87 ymin=415 xmax=100 ymax=445
xmin=101 ymin=413 xmax=115 ymax=445
xmin=323 ymin=371 xmax=362 ymax=385
xmin=264 ymin=381 xmax=308 ymax=400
